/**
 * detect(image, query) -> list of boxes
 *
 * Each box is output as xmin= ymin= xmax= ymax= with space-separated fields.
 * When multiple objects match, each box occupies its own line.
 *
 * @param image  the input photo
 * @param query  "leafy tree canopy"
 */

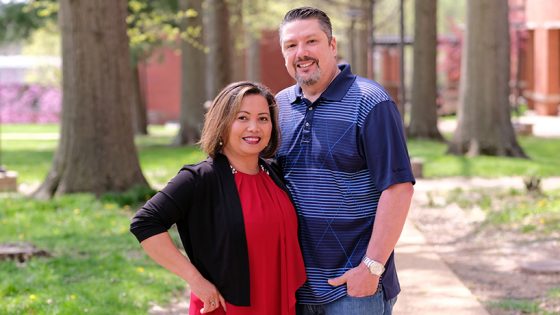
xmin=0 ymin=0 xmax=57 ymax=44
xmin=0 ymin=0 xmax=195 ymax=61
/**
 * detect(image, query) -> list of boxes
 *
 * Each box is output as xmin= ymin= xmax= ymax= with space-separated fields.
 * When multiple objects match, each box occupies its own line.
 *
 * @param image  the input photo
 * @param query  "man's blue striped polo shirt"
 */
xmin=276 ymin=64 xmax=415 ymax=304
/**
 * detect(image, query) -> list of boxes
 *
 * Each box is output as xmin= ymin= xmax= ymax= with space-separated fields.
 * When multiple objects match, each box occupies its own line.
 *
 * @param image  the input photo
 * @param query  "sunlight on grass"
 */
xmin=436 ymin=187 xmax=560 ymax=234
xmin=0 ymin=124 xmax=196 ymax=313
xmin=486 ymin=191 xmax=560 ymax=233
xmin=0 ymin=195 xmax=184 ymax=314
xmin=2 ymin=124 xmax=559 ymax=184
xmin=1 ymin=124 xmax=59 ymax=134
xmin=488 ymin=298 xmax=541 ymax=314
xmin=0 ymin=124 xmax=206 ymax=187
xmin=137 ymin=125 xmax=206 ymax=187
xmin=548 ymin=287 xmax=560 ymax=298
xmin=408 ymin=136 xmax=560 ymax=177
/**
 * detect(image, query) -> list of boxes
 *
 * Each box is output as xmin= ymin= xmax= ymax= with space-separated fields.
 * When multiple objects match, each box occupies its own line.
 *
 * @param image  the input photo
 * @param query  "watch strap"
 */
xmin=362 ymin=256 xmax=385 ymax=276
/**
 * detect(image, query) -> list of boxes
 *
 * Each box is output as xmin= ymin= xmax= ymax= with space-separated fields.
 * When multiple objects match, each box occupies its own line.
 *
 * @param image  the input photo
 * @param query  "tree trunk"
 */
xmin=34 ymin=0 xmax=149 ymax=198
xmin=131 ymin=64 xmax=148 ymax=135
xmin=174 ymin=0 xmax=206 ymax=145
xmin=447 ymin=0 xmax=526 ymax=157
xmin=245 ymin=30 xmax=261 ymax=82
xmin=408 ymin=0 xmax=443 ymax=140
xmin=367 ymin=0 xmax=375 ymax=80
xmin=354 ymin=0 xmax=370 ymax=77
xmin=398 ymin=0 xmax=406 ymax=122
xmin=245 ymin=0 xmax=260 ymax=82
xmin=205 ymin=0 xmax=231 ymax=100
xmin=229 ymin=0 xmax=245 ymax=82
xmin=347 ymin=18 xmax=356 ymax=68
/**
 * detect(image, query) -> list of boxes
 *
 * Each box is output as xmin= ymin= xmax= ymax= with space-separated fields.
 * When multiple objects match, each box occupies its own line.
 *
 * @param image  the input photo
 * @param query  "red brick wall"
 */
xmin=139 ymin=31 xmax=295 ymax=124
xmin=138 ymin=48 xmax=181 ymax=124
xmin=525 ymin=0 xmax=560 ymax=115
xmin=260 ymin=30 xmax=295 ymax=93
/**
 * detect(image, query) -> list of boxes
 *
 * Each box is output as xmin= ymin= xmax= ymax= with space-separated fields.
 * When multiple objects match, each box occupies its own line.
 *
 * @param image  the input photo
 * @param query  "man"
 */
xmin=275 ymin=7 xmax=415 ymax=315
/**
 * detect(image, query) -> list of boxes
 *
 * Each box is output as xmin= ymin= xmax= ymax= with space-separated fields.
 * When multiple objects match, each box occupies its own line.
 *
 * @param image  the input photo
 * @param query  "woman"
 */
xmin=130 ymin=81 xmax=306 ymax=315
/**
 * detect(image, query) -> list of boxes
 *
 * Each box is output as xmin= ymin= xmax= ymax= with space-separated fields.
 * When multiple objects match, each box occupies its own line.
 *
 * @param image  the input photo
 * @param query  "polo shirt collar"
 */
xmin=289 ymin=64 xmax=356 ymax=104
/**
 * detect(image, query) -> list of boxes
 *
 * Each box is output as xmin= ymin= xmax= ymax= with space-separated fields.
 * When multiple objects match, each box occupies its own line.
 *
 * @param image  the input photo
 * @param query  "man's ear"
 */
xmin=330 ymin=36 xmax=337 ymax=55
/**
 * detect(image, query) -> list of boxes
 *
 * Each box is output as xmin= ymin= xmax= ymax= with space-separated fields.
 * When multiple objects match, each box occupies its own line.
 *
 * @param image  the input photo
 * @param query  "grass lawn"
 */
xmin=407 ymin=134 xmax=560 ymax=178
xmin=441 ymin=187 xmax=560 ymax=234
xmin=1 ymin=124 xmax=204 ymax=314
xmin=0 ymin=123 xmax=559 ymax=313
xmin=3 ymin=124 xmax=559 ymax=182
xmin=1 ymin=195 xmax=184 ymax=314
xmin=0 ymin=124 xmax=206 ymax=186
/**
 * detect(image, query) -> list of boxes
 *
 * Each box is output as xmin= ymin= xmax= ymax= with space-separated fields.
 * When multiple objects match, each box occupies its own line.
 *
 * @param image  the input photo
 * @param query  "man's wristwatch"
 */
xmin=362 ymin=256 xmax=385 ymax=276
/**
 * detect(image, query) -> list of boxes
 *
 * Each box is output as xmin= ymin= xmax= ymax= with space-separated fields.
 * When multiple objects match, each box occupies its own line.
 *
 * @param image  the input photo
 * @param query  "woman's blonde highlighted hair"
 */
xmin=199 ymin=81 xmax=280 ymax=158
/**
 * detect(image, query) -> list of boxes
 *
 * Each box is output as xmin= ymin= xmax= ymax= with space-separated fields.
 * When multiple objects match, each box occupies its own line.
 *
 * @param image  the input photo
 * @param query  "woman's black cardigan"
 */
xmin=130 ymin=153 xmax=291 ymax=306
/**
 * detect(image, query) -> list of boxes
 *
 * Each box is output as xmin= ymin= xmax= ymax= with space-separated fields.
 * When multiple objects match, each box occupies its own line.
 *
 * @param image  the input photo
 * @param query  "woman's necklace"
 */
xmin=229 ymin=164 xmax=269 ymax=175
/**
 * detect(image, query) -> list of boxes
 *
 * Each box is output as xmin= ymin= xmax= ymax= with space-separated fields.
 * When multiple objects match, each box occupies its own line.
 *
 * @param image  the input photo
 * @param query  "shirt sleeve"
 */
xmin=360 ymin=100 xmax=416 ymax=192
xmin=129 ymin=167 xmax=196 ymax=243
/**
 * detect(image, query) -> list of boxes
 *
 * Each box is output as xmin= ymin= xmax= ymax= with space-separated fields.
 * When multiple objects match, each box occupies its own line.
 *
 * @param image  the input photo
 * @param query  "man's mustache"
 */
xmin=293 ymin=57 xmax=319 ymax=67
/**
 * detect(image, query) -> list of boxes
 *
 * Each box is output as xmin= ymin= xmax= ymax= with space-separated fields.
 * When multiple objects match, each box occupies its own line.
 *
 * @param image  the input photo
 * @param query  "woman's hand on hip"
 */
xmin=190 ymin=274 xmax=227 ymax=313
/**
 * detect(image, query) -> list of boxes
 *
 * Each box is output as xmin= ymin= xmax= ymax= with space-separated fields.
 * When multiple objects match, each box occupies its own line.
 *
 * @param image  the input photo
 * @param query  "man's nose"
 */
xmin=295 ymin=44 xmax=309 ymax=59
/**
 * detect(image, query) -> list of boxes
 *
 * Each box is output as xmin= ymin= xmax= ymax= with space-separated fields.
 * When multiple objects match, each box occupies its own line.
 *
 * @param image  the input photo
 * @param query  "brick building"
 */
xmin=524 ymin=0 xmax=560 ymax=115
xmin=140 ymin=1 xmax=560 ymax=124
xmin=138 ymin=31 xmax=292 ymax=124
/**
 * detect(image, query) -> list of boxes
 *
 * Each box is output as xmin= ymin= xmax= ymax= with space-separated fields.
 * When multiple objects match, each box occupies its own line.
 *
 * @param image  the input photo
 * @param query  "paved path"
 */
xmin=393 ymin=220 xmax=490 ymax=315
xmin=393 ymin=177 xmax=490 ymax=315
xmin=394 ymin=176 xmax=560 ymax=314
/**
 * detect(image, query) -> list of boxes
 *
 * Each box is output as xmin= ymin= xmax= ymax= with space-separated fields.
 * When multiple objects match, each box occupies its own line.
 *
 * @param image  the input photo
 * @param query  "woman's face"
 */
xmin=222 ymin=94 xmax=272 ymax=161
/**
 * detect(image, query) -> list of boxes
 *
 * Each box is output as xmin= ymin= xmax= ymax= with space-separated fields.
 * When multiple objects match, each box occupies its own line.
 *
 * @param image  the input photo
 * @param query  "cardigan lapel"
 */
xmin=213 ymin=153 xmax=248 ymax=249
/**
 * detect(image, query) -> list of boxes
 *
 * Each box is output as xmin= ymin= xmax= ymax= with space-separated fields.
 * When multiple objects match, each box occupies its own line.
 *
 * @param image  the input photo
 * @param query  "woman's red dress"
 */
xmin=189 ymin=168 xmax=306 ymax=315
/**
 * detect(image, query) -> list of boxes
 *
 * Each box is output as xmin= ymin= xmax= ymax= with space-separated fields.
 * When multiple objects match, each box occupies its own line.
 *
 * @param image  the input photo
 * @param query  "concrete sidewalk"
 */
xmin=392 ymin=176 xmax=496 ymax=314
xmin=393 ymin=219 xmax=489 ymax=315
xmin=392 ymin=173 xmax=560 ymax=315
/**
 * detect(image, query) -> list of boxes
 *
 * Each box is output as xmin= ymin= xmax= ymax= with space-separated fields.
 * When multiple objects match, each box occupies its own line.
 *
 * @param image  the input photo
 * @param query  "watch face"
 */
xmin=363 ymin=257 xmax=385 ymax=276
xmin=369 ymin=262 xmax=384 ymax=276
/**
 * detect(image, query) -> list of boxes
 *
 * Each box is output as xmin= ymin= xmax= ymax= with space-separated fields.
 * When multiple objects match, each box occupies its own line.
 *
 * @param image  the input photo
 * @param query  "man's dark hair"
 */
xmin=280 ymin=7 xmax=333 ymax=42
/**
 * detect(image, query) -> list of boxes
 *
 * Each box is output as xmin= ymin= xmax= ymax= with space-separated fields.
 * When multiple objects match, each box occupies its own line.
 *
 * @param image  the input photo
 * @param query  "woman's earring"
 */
xmin=219 ymin=140 xmax=223 ymax=146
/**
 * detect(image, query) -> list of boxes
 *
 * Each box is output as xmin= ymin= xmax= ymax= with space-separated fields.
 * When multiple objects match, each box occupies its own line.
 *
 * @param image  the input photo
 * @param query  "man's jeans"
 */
xmin=296 ymin=290 xmax=397 ymax=315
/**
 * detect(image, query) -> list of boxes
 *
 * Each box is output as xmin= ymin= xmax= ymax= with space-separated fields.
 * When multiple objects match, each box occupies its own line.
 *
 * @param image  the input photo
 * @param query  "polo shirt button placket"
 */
xmin=302 ymin=104 xmax=314 ymax=144
xmin=302 ymin=121 xmax=311 ymax=143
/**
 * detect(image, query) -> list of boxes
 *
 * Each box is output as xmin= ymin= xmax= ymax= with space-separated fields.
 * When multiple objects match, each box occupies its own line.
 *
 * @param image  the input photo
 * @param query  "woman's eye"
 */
xmin=259 ymin=117 xmax=269 ymax=122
